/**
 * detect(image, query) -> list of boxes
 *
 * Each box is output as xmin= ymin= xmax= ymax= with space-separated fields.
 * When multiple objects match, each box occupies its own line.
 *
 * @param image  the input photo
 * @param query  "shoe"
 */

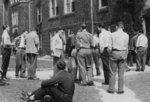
xmin=96 ymin=72 xmax=101 ymax=76
xmin=28 ymin=77 xmax=39 ymax=80
xmin=16 ymin=76 xmax=19 ymax=78
xmin=136 ymin=69 xmax=140 ymax=71
xmin=20 ymin=76 xmax=27 ymax=78
xmin=79 ymin=82 xmax=87 ymax=86
xmin=2 ymin=77 xmax=10 ymax=81
xmin=117 ymin=91 xmax=124 ymax=94
xmin=0 ymin=81 xmax=9 ymax=86
xmin=107 ymin=90 xmax=114 ymax=94
xmin=102 ymin=82 xmax=109 ymax=85
xmin=141 ymin=69 xmax=144 ymax=72
xmin=87 ymin=81 xmax=94 ymax=86
xmin=21 ymin=91 xmax=33 ymax=102
xmin=126 ymin=69 xmax=131 ymax=72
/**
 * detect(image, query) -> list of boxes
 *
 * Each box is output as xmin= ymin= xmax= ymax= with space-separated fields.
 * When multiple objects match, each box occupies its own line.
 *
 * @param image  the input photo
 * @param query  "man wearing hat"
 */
xmin=76 ymin=23 xmax=94 ymax=86
xmin=21 ymin=60 xmax=75 ymax=102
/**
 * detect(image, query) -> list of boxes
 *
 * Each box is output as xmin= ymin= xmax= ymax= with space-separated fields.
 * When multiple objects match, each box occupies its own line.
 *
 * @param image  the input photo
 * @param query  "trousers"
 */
xmin=32 ymin=87 xmax=72 ymax=102
xmin=1 ymin=48 xmax=11 ymax=79
xmin=136 ymin=47 xmax=147 ymax=71
xmin=15 ymin=48 xmax=26 ymax=77
xmin=108 ymin=50 xmax=127 ymax=92
xmin=77 ymin=48 xmax=93 ymax=84
xmin=26 ymin=53 xmax=37 ymax=78
xmin=92 ymin=48 xmax=100 ymax=75
xmin=101 ymin=48 xmax=110 ymax=84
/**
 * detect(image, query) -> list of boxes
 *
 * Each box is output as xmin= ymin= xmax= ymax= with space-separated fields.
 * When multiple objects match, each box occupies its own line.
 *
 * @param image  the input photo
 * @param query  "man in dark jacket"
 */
xmin=21 ymin=60 xmax=75 ymax=102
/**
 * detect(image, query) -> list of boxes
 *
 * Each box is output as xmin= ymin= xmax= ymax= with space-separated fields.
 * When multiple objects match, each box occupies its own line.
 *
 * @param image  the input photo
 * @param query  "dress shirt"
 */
xmin=111 ymin=28 xmax=129 ymax=51
xmin=93 ymin=35 xmax=99 ymax=48
xmin=25 ymin=31 xmax=39 ymax=54
xmin=19 ymin=32 xmax=27 ymax=48
xmin=51 ymin=33 xmax=64 ymax=57
xmin=76 ymin=29 xmax=94 ymax=49
xmin=1 ymin=30 xmax=12 ymax=47
xmin=136 ymin=34 xmax=148 ymax=48
xmin=99 ymin=29 xmax=112 ymax=53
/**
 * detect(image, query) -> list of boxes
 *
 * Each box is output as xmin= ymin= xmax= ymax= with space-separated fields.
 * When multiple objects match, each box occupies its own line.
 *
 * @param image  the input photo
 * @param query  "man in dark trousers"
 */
xmin=98 ymin=24 xmax=112 ymax=85
xmin=1 ymin=25 xmax=14 ymax=81
xmin=21 ymin=60 xmax=75 ymax=102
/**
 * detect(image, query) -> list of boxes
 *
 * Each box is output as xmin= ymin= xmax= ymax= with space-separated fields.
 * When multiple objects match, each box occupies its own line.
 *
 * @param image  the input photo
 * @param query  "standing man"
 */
xmin=93 ymin=32 xmax=101 ymax=76
xmin=14 ymin=30 xmax=28 ymax=78
xmin=129 ymin=32 xmax=139 ymax=69
xmin=51 ymin=30 xmax=66 ymax=76
xmin=107 ymin=22 xmax=129 ymax=94
xmin=1 ymin=25 xmax=14 ymax=81
xmin=76 ymin=24 xmax=94 ymax=86
xmin=25 ymin=28 xmax=39 ymax=80
xmin=136 ymin=30 xmax=148 ymax=71
xmin=98 ymin=24 xmax=112 ymax=85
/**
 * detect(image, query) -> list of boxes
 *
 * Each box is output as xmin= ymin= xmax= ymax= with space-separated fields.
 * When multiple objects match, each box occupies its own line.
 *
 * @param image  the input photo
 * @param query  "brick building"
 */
xmin=33 ymin=0 xmax=113 ymax=54
xmin=2 ymin=0 xmax=148 ymax=56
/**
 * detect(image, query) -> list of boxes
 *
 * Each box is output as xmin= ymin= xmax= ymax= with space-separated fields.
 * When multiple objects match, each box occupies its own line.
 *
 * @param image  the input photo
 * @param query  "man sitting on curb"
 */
xmin=21 ymin=59 xmax=75 ymax=102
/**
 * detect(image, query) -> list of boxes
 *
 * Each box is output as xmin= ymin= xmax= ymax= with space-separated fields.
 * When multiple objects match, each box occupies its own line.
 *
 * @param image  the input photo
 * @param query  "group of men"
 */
xmin=58 ymin=21 xmax=148 ymax=94
xmin=0 ymin=25 xmax=40 ymax=86
xmin=0 ymin=21 xmax=148 ymax=101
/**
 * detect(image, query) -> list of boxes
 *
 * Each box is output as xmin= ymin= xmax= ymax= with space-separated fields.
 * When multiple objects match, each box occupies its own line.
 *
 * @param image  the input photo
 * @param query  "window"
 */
xmin=49 ymin=0 xmax=58 ymax=18
xmin=37 ymin=7 xmax=42 ymax=24
xmin=64 ymin=0 xmax=75 ymax=14
xmin=98 ymin=0 xmax=108 ymax=9
xmin=11 ymin=12 xmax=18 ymax=26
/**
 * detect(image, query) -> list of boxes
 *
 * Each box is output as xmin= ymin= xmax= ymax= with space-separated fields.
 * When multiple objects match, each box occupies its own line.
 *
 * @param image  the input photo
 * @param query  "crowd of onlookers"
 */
xmin=0 ymin=21 xmax=148 ymax=101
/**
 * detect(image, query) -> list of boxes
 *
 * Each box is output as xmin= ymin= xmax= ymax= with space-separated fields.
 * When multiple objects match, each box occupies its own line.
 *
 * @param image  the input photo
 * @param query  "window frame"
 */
xmin=49 ymin=0 xmax=58 ymax=18
xmin=64 ymin=0 xmax=75 ymax=14
xmin=37 ymin=7 xmax=42 ymax=24
xmin=98 ymin=0 xmax=108 ymax=10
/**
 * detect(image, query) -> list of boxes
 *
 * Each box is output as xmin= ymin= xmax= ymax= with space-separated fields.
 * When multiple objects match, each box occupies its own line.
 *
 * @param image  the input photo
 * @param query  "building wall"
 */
xmin=39 ymin=0 xmax=110 ymax=54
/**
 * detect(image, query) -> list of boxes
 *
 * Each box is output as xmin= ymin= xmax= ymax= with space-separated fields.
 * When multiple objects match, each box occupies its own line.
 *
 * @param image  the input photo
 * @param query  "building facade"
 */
xmin=2 ymin=0 xmax=148 ymax=55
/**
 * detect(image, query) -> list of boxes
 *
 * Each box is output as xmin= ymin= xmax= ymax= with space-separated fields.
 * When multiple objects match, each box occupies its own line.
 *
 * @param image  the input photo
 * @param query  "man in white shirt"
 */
xmin=107 ymin=21 xmax=129 ymax=94
xmin=14 ymin=30 xmax=28 ymax=78
xmin=98 ymin=23 xmax=112 ymax=85
xmin=25 ymin=28 xmax=39 ymax=80
xmin=136 ymin=30 xmax=148 ymax=71
xmin=51 ymin=30 xmax=66 ymax=76
xmin=1 ymin=25 xmax=14 ymax=81
xmin=92 ymin=33 xmax=101 ymax=76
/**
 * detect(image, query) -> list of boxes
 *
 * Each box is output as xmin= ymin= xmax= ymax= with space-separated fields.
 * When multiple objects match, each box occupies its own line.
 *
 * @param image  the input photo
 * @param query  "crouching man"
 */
xmin=21 ymin=60 xmax=75 ymax=102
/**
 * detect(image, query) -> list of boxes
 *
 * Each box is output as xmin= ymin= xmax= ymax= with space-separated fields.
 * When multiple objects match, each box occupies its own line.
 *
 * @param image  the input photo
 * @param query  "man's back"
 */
xmin=42 ymin=70 xmax=75 ymax=97
xmin=26 ymin=31 xmax=39 ymax=54
xmin=111 ymin=29 xmax=129 ymax=50
xmin=76 ymin=30 xmax=93 ymax=48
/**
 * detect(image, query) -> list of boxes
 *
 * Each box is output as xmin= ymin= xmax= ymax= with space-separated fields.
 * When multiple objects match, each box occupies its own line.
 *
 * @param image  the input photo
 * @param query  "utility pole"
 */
xmin=3 ymin=0 xmax=5 ymax=25
xmin=29 ymin=0 xmax=31 ymax=32
xmin=91 ymin=0 xmax=94 ymax=34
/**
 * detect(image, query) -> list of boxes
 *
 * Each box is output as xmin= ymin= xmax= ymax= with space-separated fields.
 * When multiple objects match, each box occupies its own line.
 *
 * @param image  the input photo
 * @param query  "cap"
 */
xmin=57 ymin=60 xmax=66 ymax=70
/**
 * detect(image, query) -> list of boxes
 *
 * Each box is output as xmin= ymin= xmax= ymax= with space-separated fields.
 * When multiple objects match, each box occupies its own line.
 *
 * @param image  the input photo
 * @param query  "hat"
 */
xmin=57 ymin=60 xmax=66 ymax=70
xmin=81 ymin=23 xmax=87 ymax=27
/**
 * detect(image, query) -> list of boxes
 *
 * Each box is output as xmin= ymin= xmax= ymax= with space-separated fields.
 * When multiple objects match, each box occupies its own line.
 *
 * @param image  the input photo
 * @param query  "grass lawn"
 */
xmin=0 ymin=79 xmax=102 ymax=102
xmin=0 ymin=56 xmax=52 ymax=69
xmin=125 ymin=72 xmax=150 ymax=102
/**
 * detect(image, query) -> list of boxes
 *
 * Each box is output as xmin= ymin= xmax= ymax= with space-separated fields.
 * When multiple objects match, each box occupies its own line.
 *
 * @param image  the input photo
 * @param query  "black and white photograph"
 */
xmin=0 ymin=0 xmax=150 ymax=102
